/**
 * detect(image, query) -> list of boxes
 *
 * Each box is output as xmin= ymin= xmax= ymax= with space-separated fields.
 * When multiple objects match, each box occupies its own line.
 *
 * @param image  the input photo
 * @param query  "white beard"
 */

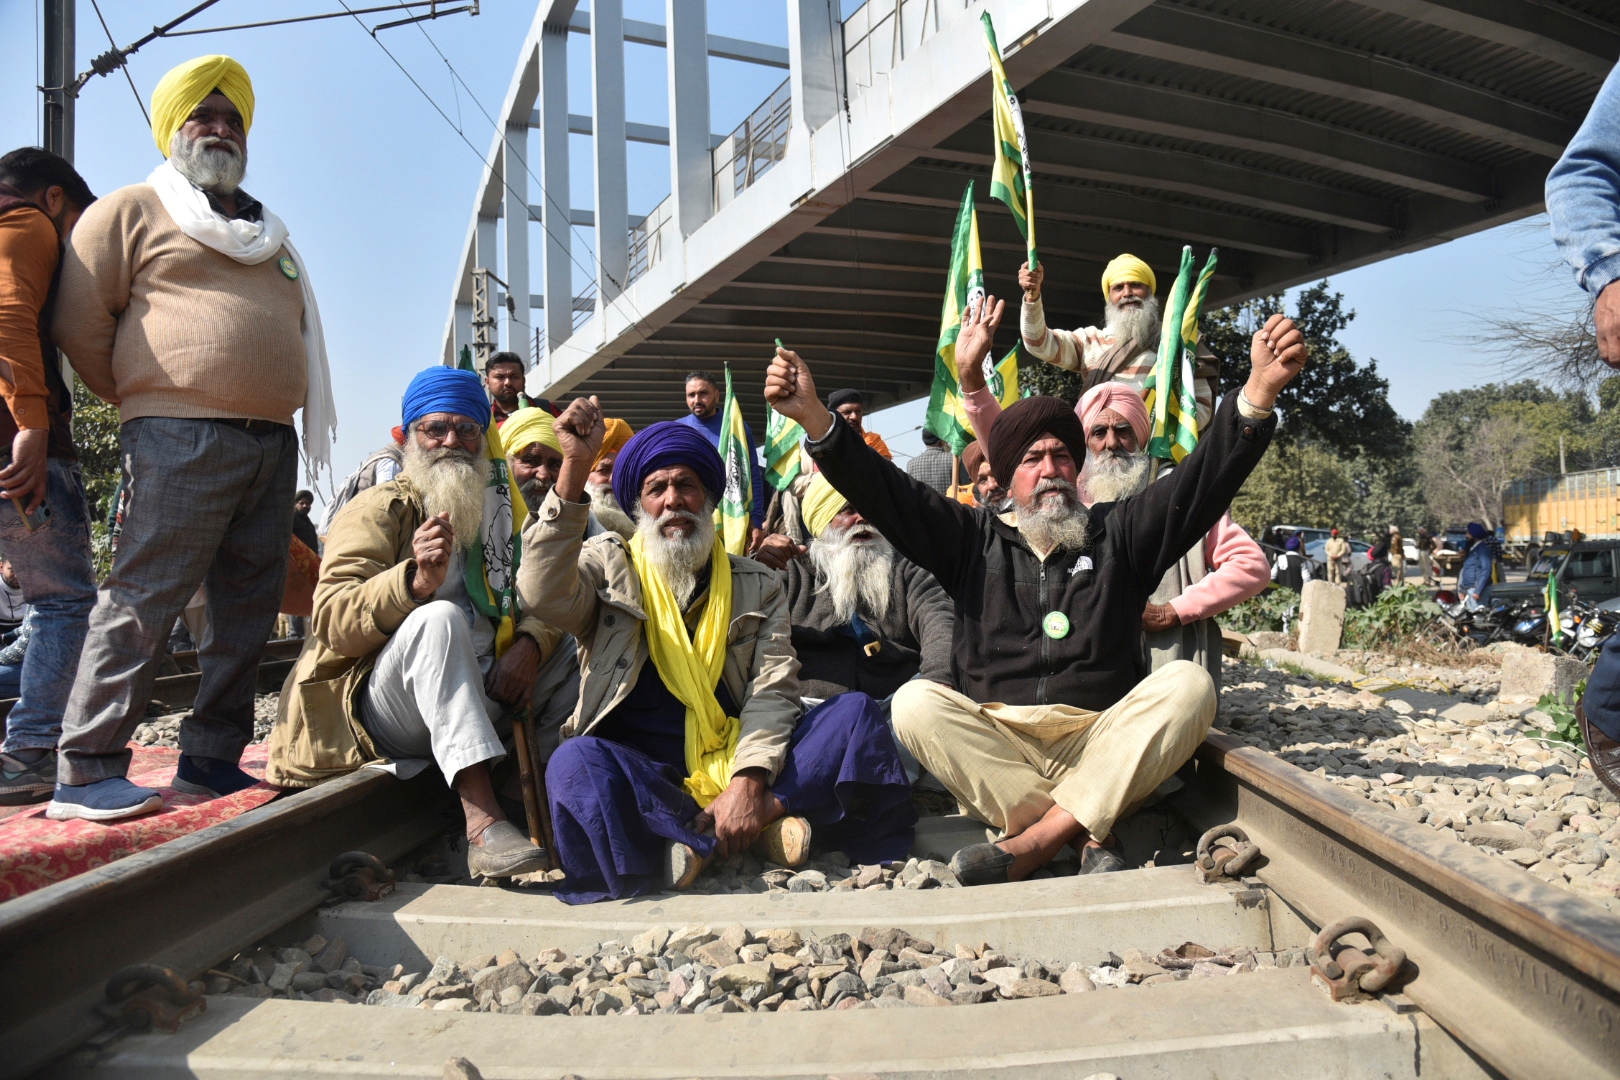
xmin=169 ymin=130 xmax=247 ymax=194
xmin=635 ymin=499 xmax=717 ymax=607
xmin=588 ymin=482 xmax=636 ymax=540
xmin=1103 ymin=293 xmax=1162 ymax=349
xmin=1081 ymin=450 xmax=1152 ymax=504
xmin=809 ymin=522 xmax=897 ymax=624
xmin=402 ymin=440 xmax=489 ymax=551
xmin=1016 ymin=478 xmax=1092 ymax=556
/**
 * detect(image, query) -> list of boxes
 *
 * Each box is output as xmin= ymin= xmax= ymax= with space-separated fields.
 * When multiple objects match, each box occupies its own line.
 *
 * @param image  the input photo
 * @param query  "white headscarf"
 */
xmin=145 ymin=158 xmax=336 ymax=481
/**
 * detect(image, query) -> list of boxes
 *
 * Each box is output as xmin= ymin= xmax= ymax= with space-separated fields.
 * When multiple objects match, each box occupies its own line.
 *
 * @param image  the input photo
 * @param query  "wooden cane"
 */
xmin=524 ymin=714 xmax=560 ymax=872
xmin=508 ymin=710 xmax=545 ymax=852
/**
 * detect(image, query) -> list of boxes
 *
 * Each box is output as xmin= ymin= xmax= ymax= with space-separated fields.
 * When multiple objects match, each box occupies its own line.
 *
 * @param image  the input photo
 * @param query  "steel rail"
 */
xmin=1180 ymin=732 xmax=1620 ymax=1080
xmin=0 ymin=767 xmax=452 ymax=1079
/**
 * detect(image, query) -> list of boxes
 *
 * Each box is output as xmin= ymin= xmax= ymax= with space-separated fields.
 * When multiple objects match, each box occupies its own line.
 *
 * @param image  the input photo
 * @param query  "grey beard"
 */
xmin=169 ymin=131 xmax=246 ymax=194
xmin=809 ymin=524 xmax=896 ymax=624
xmin=1016 ymin=478 xmax=1091 ymax=556
xmin=1103 ymin=293 xmax=1162 ymax=349
xmin=1081 ymin=450 xmax=1152 ymax=504
xmin=518 ymin=476 xmax=551 ymax=509
xmin=588 ymin=482 xmax=636 ymax=539
xmin=635 ymin=499 xmax=717 ymax=607
xmin=402 ymin=440 xmax=488 ymax=551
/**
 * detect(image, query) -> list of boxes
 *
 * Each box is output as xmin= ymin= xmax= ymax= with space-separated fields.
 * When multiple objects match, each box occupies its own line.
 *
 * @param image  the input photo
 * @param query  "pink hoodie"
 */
xmin=962 ymin=386 xmax=1269 ymax=622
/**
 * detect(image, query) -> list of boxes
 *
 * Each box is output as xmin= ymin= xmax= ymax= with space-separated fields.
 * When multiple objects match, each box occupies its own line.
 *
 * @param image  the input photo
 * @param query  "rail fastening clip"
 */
xmin=1307 ymin=916 xmax=1407 ymax=1003
xmin=98 ymin=963 xmax=206 ymax=1033
xmin=1194 ymin=823 xmax=1261 ymax=883
xmin=323 ymin=850 xmax=396 ymax=902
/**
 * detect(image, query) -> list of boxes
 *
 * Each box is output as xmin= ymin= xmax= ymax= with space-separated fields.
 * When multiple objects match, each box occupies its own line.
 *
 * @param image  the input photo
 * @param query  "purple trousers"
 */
xmin=545 ymin=692 xmax=916 ymax=904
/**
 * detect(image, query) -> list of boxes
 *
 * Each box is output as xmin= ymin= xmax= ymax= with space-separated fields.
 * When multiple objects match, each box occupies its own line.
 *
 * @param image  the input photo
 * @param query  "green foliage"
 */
xmin=1343 ymin=451 xmax=1433 ymax=535
xmin=1230 ymin=443 xmax=1357 ymax=536
xmin=70 ymin=381 xmax=122 ymax=582
xmin=1206 ymin=282 xmax=1408 ymax=461
xmin=1221 ymin=587 xmax=1298 ymax=634
xmin=1342 ymin=588 xmax=1441 ymax=650
xmin=1525 ymin=681 xmax=1587 ymax=755
xmin=1017 ymin=345 xmax=1086 ymax=404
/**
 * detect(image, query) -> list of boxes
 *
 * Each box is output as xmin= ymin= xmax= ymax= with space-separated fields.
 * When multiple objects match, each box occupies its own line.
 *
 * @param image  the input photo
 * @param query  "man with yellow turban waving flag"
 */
xmin=519 ymin=399 xmax=916 ymax=903
xmin=48 ymin=55 xmax=336 ymax=822
xmin=982 ymin=12 xmax=1036 ymax=270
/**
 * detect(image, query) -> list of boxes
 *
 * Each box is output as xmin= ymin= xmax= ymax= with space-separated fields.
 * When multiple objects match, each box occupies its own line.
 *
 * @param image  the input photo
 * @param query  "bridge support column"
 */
xmin=666 ymin=0 xmax=712 ymax=240
xmin=540 ymin=23 xmax=573 ymax=358
xmin=593 ymin=0 xmax=629 ymax=305
xmin=503 ymin=124 xmax=531 ymax=356
xmin=788 ymin=0 xmax=843 ymax=136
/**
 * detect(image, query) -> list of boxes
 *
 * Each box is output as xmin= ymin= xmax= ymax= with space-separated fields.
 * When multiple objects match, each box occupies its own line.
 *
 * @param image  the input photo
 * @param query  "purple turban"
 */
xmin=612 ymin=420 xmax=725 ymax=513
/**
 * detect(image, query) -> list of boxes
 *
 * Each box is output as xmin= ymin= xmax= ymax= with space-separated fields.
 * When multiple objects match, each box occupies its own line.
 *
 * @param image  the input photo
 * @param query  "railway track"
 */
xmin=1 ymin=724 xmax=1616 ymax=1078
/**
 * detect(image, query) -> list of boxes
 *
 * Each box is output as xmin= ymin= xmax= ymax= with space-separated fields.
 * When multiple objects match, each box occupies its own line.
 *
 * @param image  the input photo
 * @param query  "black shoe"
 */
xmin=1080 ymin=844 xmax=1125 ymax=875
xmin=0 ymin=750 xmax=56 ymax=806
xmin=949 ymin=842 xmax=1015 ymax=886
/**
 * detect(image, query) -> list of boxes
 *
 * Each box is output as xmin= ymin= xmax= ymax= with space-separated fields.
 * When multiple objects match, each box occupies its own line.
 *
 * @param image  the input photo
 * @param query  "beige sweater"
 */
xmin=52 ymin=183 xmax=307 ymax=425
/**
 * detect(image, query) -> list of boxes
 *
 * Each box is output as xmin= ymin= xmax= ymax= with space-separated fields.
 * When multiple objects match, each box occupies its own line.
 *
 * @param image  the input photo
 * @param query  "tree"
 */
xmin=1343 ymin=451 xmax=1432 ymax=537
xmin=1230 ymin=443 xmax=1357 ymax=536
xmin=70 ymin=380 xmax=121 ymax=580
xmin=1206 ymin=282 xmax=1409 ymax=461
xmin=1416 ymin=410 xmax=1541 ymax=529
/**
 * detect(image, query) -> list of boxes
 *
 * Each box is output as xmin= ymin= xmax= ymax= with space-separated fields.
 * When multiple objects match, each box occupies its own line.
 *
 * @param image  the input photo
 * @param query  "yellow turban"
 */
xmin=801 ymin=472 xmax=849 ymax=539
xmin=1101 ymin=253 xmax=1156 ymax=304
xmin=151 ymin=55 xmax=256 ymax=157
xmin=501 ymin=407 xmax=561 ymax=457
xmin=595 ymin=417 xmax=633 ymax=465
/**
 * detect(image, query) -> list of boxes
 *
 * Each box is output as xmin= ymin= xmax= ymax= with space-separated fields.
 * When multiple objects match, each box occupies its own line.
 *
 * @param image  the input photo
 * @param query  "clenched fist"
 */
xmin=553 ymin=395 xmax=606 ymax=504
xmin=410 ymin=513 xmax=455 ymax=600
xmin=1243 ymin=314 xmax=1308 ymax=410
xmin=765 ymin=347 xmax=833 ymax=440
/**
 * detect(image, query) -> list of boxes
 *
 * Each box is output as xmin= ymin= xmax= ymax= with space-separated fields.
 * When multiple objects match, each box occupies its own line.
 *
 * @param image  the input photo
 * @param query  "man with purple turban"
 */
xmin=269 ymin=366 xmax=578 ymax=880
xmin=518 ymin=396 xmax=915 ymax=903
xmin=766 ymin=302 xmax=1307 ymax=887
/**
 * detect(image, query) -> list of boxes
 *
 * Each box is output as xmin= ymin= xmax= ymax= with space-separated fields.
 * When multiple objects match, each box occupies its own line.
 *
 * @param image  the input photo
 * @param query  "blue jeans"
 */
xmin=0 ymin=458 xmax=97 ymax=753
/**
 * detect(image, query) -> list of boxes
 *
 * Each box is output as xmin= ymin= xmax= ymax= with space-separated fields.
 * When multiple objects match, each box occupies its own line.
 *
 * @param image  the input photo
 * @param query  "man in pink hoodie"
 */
xmin=956 ymin=296 xmax=1268 ymax=690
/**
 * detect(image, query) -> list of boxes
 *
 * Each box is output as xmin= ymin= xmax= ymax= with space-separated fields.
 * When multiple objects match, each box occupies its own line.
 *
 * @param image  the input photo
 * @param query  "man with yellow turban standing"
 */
xmin=1018 ymin=255 xmax=1219 ymax=429
xmin=47 ymin=56 xmax=336 ymax=820
xmin=520 ymin=399 xmax=915 ymax=903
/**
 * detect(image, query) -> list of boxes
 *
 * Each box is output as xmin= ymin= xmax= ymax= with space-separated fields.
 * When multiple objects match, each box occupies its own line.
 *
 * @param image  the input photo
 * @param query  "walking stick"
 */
xmin=508 ymin=708 xmax=545 ymax=852
xmin=525 ymin=714 xmax=559 ymax=872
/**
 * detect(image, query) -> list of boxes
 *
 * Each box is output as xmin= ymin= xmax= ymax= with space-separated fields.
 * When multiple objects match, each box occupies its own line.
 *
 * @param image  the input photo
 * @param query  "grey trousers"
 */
xmin=58 ymin=417 xmax=297 ymax=784
xmin=360 ymin=601 xmax=581 ymax=783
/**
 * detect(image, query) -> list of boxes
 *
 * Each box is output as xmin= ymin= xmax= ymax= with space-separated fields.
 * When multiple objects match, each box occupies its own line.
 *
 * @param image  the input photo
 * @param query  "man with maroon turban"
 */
xmin=765 ymin=300 xmax=1306 ymax=886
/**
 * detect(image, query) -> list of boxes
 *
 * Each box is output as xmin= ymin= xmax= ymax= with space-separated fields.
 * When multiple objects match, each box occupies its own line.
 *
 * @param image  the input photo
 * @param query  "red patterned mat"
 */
xmin=0 ymin=744 xmax=276 ymax=901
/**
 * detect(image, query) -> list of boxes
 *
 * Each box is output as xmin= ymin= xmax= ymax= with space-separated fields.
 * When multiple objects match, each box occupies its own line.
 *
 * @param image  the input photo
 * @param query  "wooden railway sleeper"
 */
xmin=322 ymin=851 xmax=396 ymax=903
xmin=1307 ymin=917 xmax=1408 ymax=1003
xmin=1194 ymin=823 xmax=1261 ymax=883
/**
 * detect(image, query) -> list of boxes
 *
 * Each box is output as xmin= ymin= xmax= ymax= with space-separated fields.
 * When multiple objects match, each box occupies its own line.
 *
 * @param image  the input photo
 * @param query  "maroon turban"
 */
xmin=961 ymin=440 xmax=985 ymax=478
xmin=987 ymin=396 xmax=1088 ymax=486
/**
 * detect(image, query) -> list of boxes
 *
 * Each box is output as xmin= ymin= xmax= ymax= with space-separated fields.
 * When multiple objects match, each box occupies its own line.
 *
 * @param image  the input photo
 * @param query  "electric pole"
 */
xmin=43 ymin=0 xmax=76 ymax=162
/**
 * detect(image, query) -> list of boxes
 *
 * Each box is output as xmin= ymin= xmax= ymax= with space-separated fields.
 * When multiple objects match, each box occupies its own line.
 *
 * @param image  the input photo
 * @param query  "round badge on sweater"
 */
xmin=1043 ymin=611 xmax=1071 ymax=639
xmin=278 ymin=256 xmax=299 ymax=280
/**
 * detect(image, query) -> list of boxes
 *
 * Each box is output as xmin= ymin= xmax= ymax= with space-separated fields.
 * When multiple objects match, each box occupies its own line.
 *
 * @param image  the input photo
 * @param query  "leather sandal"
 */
xmin=751 ymin=816 xmax=812 ymax=868
xmin=1080 ymin=842 xmax=1125 ymax=875
xmin=1578 ymin=702 xmax=1620 ymax=800
xmin=466 ymin=820 xmax=550 ymax=880
xmin=663 ymin=841 xmax=708 ymax=890
xmin=949 ymin=842 xmax=1015 ymax=887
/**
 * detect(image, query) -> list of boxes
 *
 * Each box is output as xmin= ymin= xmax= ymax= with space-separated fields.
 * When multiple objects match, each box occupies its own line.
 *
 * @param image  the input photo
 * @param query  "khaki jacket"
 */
xmin=267 ymin=476 xmax=561 ymax=788
xmin=517 ymin=489 xmax=802 ymax=782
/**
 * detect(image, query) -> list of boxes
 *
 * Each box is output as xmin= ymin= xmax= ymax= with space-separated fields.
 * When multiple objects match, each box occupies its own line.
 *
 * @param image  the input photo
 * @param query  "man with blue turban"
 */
xmin=518 ymin=396 xmax=916 ymax=903
xmin=268 ymin=367 xmax=579 ymax=880
xmin=46 ymin=55 xmax=337 ymax=821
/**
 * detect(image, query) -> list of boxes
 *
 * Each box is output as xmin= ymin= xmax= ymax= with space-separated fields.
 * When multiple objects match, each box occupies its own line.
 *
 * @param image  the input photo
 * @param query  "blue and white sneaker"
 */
xmin=46 ymin=776 xmax=164 ymax=822
xmin=0 ymin=749 xmax=56 ymax=806
xmin=172 ymin=755 xmax=259 ymax=799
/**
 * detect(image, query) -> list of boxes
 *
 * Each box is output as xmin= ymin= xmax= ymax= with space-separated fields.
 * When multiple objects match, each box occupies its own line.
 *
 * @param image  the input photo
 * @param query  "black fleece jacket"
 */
xmin=805 ymin=391 xmax=1275 ymax=711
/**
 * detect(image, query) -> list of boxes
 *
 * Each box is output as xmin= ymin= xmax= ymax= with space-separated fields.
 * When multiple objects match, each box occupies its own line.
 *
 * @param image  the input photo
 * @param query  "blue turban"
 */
xmin=1466 ymin=522 xmax=1488 ymax=540
xmin=612 ymin=421 xmax=724 ymax=513
xmin=402 ymin=367 xmax=490 ymax=431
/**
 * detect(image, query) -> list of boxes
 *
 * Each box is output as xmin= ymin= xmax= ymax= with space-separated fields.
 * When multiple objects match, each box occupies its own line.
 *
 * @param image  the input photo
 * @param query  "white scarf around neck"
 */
xmin=146 ymin=158 xmax=336 ymax=481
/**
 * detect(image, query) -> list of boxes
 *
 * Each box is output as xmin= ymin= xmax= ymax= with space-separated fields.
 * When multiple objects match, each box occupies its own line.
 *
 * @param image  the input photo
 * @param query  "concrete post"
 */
xmin=787 ymin=0 xmax=843 ymax=135
xmin=539 ymin=23 xmax=573 ymax=354
xmin=503 ymin=122 xmax=530 ymax=354
xmin=666 ymin=0 xmax=712 ymax=238
xmin=592 ymin=0 xmax=629 ymax=302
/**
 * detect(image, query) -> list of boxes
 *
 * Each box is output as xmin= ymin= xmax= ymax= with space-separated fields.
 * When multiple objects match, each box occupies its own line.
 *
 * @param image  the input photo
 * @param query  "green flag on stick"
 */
xmin=982 ymin=12 xmax=1036 ymax=270
xmin=717 ymin=365 xmax=754 ymax=555
xmin=925 ymin=181 xmax=1019 ymax=456
xmin=1142 ymin=246 xmax=1218 ymax=464
xmin=764 ymin=338 xmax=805 ymax=491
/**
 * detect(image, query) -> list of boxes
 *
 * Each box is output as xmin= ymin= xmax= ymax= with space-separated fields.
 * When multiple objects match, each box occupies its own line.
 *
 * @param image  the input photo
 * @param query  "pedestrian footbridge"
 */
xmin=443 ymin=0 xmax=1618 ymax=429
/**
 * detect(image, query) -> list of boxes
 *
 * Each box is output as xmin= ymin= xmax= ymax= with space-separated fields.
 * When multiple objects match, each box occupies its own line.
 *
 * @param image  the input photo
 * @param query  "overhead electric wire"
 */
xmin=87 ymin=0 xmax=151 ymax=127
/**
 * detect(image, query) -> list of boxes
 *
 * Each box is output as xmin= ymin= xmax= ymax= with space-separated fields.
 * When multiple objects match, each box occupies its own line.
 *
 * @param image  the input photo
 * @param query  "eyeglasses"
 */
xmin=417 ymin=420 xmax=483 ymax=442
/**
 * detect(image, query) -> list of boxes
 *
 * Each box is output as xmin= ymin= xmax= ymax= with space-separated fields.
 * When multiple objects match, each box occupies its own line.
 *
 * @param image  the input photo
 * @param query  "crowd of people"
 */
xmin=0 ymin=51 xmax=1320 ymax=902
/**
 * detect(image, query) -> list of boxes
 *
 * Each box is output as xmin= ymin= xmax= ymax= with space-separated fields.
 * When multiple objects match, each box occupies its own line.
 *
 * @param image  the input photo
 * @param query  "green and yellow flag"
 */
xmin=981 ymin=12 xmax=1036 ymax=270
xmin=764 ymin=409 xmax=804 ymax=492
xmin=1547 ymin=569 xmax=1563 ymax=647
xmin=1141 ymin=246 xmax=1218 ymax=463
xmin=717 ymin=365 xmax=753 ymax=554
xmin=458 ymin=344 xmax=477 ymax=372
xmin=925 ymin=181 xmax=1020 ymax=455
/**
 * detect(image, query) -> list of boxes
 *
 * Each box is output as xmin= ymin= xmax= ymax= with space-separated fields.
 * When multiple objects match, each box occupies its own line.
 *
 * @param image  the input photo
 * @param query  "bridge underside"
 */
xmin=537 ymin=0 xmax=1618 ymax=432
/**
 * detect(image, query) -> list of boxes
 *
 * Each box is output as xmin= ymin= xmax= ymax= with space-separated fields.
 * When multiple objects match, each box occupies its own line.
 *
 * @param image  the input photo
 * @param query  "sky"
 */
xmin=0 ymin=1 xmax=1592 ymax=492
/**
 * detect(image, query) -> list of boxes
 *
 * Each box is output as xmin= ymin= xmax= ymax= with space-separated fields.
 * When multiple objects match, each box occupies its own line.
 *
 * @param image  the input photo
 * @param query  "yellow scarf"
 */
xmin=628 ymin=531 xmax=739 ymax=807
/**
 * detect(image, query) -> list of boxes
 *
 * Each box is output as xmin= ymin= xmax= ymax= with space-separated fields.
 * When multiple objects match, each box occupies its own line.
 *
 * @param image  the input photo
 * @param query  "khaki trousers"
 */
xmin=891 ymin=661 xmax=1216 ymax=843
